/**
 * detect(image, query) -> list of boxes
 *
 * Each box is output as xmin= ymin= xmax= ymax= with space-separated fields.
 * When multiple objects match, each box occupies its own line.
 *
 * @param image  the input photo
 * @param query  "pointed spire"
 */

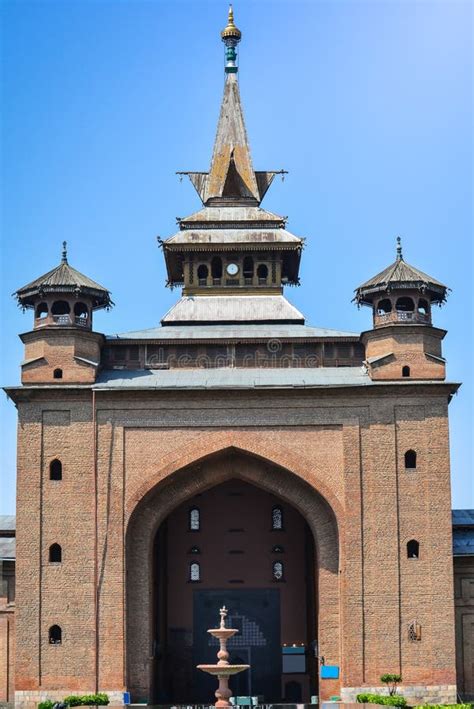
xmin=396 ymin=236 xmax=403 ymax=261
xmin=206 ymin=72 xmax=259 ymax=203
xmin=178 ymin=10 xmax=286 ymax=206
xmin=61 ymin=241 xmax=68 ymax=264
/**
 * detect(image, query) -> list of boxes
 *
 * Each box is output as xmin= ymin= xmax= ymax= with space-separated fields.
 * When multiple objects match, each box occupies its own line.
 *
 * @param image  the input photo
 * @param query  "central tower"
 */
xmin=161 ymin=7 xmax=304 ymax=325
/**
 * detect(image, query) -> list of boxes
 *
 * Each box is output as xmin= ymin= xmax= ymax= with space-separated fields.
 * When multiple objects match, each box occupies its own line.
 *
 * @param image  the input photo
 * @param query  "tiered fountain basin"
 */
xmin=197 ymin=607 xmax=250 ymax=708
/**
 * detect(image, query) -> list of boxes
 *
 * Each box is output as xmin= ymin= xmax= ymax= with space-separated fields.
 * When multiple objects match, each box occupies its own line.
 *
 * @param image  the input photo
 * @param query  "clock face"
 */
xmin=226 ymin=263 xmax=239 ymax=276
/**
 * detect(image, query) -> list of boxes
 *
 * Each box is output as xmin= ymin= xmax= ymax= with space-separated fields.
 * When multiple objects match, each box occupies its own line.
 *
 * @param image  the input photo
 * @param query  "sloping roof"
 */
xmin=16 ymin=257 xmax=112 ymax=310
xmin=452 ymin=509 xmax=474 ymax=556
xmin=164 ymin=228 xmax=302 ymax=247
xmin=452 ymin=509 xmax=474 ymax=526
xmin=161 ymin=295 xmax=305 ymax=325
xmin=181 ymin=72 xmax=283 ymax=206
xmin=94 ymin=366 xmax=372 ymax=390
xmin=0 ymin=515 xmax=15 ymax=533
xmin=355 ymin=256 xmax=447 ymax=304
xmin=0 ymin=538 xmax=15 ymax=560
xmin=179 ymin=206 xmax=286 ymax=226
xmin=0 ymin=515 xmax=16 ymax=561
xmin=108 ymin=323 xmax=360 ymax=341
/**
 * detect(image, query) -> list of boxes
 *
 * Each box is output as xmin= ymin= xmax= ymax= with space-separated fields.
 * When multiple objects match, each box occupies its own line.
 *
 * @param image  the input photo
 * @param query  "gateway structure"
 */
xmin=6 ymin=10 xmax=460 ymax=707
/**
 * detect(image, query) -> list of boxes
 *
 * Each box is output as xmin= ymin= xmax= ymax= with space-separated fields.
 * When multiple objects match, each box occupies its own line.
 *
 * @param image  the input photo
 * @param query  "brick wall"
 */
xmin=12 ymin=384 xmax=457 ymax=706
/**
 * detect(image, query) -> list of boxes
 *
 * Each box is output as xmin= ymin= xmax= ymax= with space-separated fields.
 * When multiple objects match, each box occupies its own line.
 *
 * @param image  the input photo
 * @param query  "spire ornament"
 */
xmin=396 ymin=236 xmax=403 ymax=261
xmin=221 ymin=6 xmax=241 ymax=74
xmin=61 ymin=241 xmax=68 ymax=264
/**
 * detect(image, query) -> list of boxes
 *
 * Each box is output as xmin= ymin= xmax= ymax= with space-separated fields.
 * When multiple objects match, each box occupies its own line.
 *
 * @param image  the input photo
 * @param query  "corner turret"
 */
xmin=15 ymin=243 xmax=112 ymax=384
xmin=354 ymin=238 xmax=449 ymax=381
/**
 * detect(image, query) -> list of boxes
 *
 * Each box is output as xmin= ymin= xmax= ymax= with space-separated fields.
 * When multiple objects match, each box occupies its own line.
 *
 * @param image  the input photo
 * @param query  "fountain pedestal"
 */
xmin=197 ymin=606 xmax=250 ymax=708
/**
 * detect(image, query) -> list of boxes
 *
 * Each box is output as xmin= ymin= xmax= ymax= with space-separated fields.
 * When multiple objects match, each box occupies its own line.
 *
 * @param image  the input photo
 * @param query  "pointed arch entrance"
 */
xmin=126 ymin=449 xmax=340 ymax=703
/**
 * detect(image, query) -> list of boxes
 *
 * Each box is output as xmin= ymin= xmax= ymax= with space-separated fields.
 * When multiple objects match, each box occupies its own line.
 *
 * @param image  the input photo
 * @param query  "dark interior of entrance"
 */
xmin=152 ymin=479 xmax=317 ymax=703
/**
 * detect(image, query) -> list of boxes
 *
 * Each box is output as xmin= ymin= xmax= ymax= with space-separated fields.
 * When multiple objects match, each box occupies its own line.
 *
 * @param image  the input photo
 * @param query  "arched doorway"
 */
xmin=126 ymin=449 xmax=340 ymax=704
xmin=153 ymin=479 xmax=317 ymax=703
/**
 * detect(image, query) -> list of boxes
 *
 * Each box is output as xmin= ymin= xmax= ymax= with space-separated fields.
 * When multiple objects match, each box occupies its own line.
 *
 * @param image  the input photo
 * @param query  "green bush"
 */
xmin=39 ymin=694 xmax=109 ymax=708
xmin=356 ymin=693 xmax=407 ymax=707
xmin=381 ymin=674 xmax=402 ymax=697
xmin=38 ymin=701 xmax=55 ymax=709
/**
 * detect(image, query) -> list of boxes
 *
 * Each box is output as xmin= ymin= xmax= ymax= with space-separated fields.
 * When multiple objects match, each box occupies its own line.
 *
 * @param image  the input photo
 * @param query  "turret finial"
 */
xmin=396 ymin=236 xmax=403 ymax=261
xmin=61 ymin=241 xmax=68 ymax=264
xmin=221 ymin=5 xmax=241 ymax=74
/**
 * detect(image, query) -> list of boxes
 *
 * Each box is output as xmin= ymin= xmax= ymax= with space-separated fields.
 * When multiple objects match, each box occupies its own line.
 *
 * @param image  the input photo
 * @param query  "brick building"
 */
xmin=3 ymin=9 xmax=471 ymax=708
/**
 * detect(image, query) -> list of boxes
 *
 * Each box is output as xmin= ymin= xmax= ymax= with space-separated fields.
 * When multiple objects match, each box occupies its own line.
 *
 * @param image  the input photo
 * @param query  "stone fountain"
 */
xmin=197 ymin=605 xmax=250 ymax=708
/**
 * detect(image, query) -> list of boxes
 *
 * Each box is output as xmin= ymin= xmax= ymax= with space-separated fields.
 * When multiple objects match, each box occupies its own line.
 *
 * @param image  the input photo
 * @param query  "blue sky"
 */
xmin=1 ymin=0 xmax=472 ymax=514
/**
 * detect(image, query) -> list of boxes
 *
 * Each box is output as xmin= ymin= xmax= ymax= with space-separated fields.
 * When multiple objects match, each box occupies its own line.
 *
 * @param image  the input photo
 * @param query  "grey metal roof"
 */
xmin=0 ymin=515 xmax=15 ymax=532
xmin=161 ymin=295 xmax=305 ymax=325
xmin=0 ymin=516 xmax=16 ymax=561
xmin=107 ymin=323 xmax=360 ymax=341
xmin=179 ymin=206 xmax=285 ymax=225
xmin=164 ymin=228 xmax=301 ymax=247
xmin=452 ymin=509 xmax=474 ymax=526
xmin=0 ymin=537 xmax=15 ymax=560
xmin=94 ymin=366 xmax=372 ymax=390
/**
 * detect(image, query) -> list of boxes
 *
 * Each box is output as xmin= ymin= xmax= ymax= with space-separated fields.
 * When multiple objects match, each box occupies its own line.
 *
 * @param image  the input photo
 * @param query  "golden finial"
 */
xmin=221 ymin=5 xmax=242 ymax=41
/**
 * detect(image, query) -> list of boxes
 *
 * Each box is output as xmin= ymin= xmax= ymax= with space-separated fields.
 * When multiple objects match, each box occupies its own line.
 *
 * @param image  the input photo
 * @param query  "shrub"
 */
xmin=39 ymin=694 xmax=109 ymax=708
xmin=38 ymin=702 xmax=55 ymax=709
xmin=356 ymin=693 xmax=407 ymax=707
xmin=381 ymin=674 xmax=402 ymax=697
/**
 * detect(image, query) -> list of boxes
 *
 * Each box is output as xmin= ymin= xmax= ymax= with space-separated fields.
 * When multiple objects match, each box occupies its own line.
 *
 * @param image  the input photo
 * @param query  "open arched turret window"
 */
xmin=377 ymin=299 xmax=392 ymax=314
xmin=53 ymin=368 xmax=63 ymax=379
xmin=417 ymin=299 xmax=430 ymax=316
xmin=211 ymin=257 xmax=222 ymax=280
xmin=51 ymin=300 xmax=71 ymax=315
xmin=49 ymin=625 xmax=62 ymax=644
xmin=197 ymin=264 xmax=209 ymax=284
xmin=49 ymin=543 xmax=62 ymax=563
xmin=405 ymin=450 xmax=417 ymax=469
xmin=407 ymin=539 xmax=419 ymax=558
xmin=402 ymin=365 xmax=411 ymax=378
xmin=49 ymin=459 xmax=62 ymax=481
xmin=36 ymin=302 xmax=48 ymax=319
xmin=74 ymin=302 xmax=89 ymax=319
xmin=396 ymin=297 xmax=415 ymax=312
xmin=257 ymin=264 xmax=268 ymax=283
xmin=243 ymin=256 xmax=254 ymax=281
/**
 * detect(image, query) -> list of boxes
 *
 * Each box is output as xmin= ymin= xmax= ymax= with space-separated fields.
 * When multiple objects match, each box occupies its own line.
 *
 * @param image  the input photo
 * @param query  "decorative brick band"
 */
xmin=341 ymin=685 xmax=457 ymax=705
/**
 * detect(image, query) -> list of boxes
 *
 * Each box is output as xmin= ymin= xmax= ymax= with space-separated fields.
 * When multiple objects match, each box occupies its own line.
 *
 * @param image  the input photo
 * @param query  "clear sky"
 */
xmin=1 ymin=0 xmax=472 ymax=514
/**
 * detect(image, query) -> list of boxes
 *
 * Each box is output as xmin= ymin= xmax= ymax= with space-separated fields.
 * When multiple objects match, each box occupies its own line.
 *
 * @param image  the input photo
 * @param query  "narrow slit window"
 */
xmin=189 ymin=562 xmax=200 ymax=582
xmin=272 ymin=561 xmax=284 ymax=581
xmin=402 ymin=365 xmax=410 ymax=378
xmin=49 ymin=625 xmax=62 ymax=644
xmin=405 ymin=450 xmax=417 ymax=469
xmin=49 ymin=459 xmax=62 ymax=481
xmin=49 ymin=544 xmax=62 ymax=563
xmin=407 ymin=539 xmax=419 ymax=559
xmin=272 ymin=506 xmax=283 ymax=530
xmin=189 ymin=507 xmax=200 ymax=531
